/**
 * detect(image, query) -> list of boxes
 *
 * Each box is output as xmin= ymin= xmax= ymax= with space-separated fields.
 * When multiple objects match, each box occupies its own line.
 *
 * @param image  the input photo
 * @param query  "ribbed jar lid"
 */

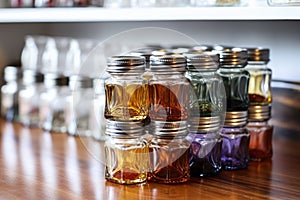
xmin=106 ymin=56 xmax=145 ymax=73
xmin=188 ymin=116 xmax=221 ymax=133
xmin=4 ymin=66 xmax=21 ymax=82
xmin=105 ymin=120 xmax=145 ymax=138
xmin=150 ymin=55 xmax=187 ymax=72
xmin=69 ymin=75 xmax=93 ymax=90
xmin=214 ymin=48 xmax=248 ymax=68
xmin=224 ymin=111 xmax=248 ymax=127
xmin=247 ymin=47 xmax=270 ymax=64
xmin=248 ymin=105 xmax=271 ymax=121
xmin=185 ymin=52 xmax=220 ymax=71
xmin=150 ymin=120 xmax=188 ymax=137
xmin=44 ymin=73 xmax=69 ymax=87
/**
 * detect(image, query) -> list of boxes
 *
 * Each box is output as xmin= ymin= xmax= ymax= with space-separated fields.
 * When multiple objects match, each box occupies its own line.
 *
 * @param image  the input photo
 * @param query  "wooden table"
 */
xmin=0 ymin=87 xmax=300 ymax=199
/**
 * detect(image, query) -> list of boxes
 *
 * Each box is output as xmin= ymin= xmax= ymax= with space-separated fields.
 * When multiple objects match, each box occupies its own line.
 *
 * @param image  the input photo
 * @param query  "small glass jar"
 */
xmin=104 ymin=56 xmax=148 ymax=122
xmin=19 ymin=70 xmax=44 ymax=127
xmin=220 ymin=112 xmax=250 ymax=170
xmin=39 ymin=74 xmax=69 ymax=133
xmin=105 ymin=121 xmax=149 ymax=184
xmin=1 ymin=66 xmax=22 ymax=121
xmin=66 ymin=75 xmax=94 ymax=136
xmin=149 ymin=121 xmax=190 ymax=184
xmin=216 ymin=48 xmax=250 ymax=112
xmin=247 ymin=105 xmax=273 ymax=161
xmin=149 ymin=55 xmax=189 ymax=122
xmin=246 ymin=48 xmax=272 ymax=106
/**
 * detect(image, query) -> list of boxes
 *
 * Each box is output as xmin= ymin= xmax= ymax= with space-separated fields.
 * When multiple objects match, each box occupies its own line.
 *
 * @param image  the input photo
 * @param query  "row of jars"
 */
xmin=103 ymin=45 xmax=273 ymax=184
xmin=6 ymin=0 xmax=103 ymax=7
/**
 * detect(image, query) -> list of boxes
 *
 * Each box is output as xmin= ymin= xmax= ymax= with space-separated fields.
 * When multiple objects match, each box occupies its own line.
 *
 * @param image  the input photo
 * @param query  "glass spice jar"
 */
xmin=246 ymin=48 xmax=272 ymax=106
xmin=104 ymin=56 xmax=149 ymax=122
xmin=39 ymin=73 xmax=69 ymax=133
xmin=149 ymin=55 xmax=189 ymax=122
xmin=149 ymin=121 xmax=190 ymax=183
xmin=105 ymin=120 xmax=149 ymax=184
xmin=19 ymin=70 xmax=44 ymax=127
xmin=1 ymin=66 xmax=22 ymax=121
xmin=247 ymin=105 xmax=273 ymax=161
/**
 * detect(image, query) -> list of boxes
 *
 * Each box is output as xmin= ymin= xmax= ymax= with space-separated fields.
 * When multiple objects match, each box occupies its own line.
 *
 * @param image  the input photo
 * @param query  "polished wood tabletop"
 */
xmin=0 ymin=87 xmax=300 ymax=200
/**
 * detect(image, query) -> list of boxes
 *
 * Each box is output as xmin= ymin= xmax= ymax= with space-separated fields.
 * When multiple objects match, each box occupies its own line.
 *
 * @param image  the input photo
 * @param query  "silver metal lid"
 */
xmin=4 ymin=66 xmax=21 ymax=82
xmin=150 ymin=55 xmax=187 ymax=72
xmin=224 ymin=111 xmax=248 ymax=127
xmin=150 ymin=120 xmax=188 ymax=137
xmin=192 ymin=45 xmax=214 ymax=52
xmin=188 ymin=116 xmax=221 ymax=133
xmin=185 ymin=52 xmax=220 ymax=71
xmin=106 ymin=56 xmax=145 ymax=73
xmin=105 ymin=120 xmax=145 ymax=138
xmin=247 ymin=47 xmax=270 ymax=64
xmin=248 ymin=105 xmax=271 ymax=121
xmin=69 ymin=75 xmax=93 ymax=90
xmin=214 ymin=48 xmax=248 ymax=68
xmin=44 ymin=73 xmax=69 ymax=87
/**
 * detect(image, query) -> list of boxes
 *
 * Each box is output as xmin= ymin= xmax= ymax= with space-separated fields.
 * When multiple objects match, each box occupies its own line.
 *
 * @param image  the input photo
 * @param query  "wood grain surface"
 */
xmin=0 ymin=87 xmax=300 ymax=200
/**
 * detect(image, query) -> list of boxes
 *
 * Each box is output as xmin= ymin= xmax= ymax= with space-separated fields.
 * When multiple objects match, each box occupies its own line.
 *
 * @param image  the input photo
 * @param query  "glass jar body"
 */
xmin=220 ymin=126 xmax=250 ymax=170
xmin=105 ymin=73 xmax=149 ymax=121
xmin=105 ymin=137 xmax=149 ymax=184
xmin=149 ymin=72 xmax=190 ymax=121
xmin=187 ymin=132 xmax=222 ymax=177
xmin=246 ymin=121 xmax=273 ymax=161
xmin=246 ymin=63 xmax=272 ymax=105
xmin=218 ymin=67 xmax=250 ymax=112
xmin=149 ymin=136 xmax=190 ymax=183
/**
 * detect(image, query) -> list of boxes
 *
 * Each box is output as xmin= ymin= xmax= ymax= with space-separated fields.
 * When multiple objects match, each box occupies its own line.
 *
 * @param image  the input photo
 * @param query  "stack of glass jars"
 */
xmin=216 ymin=48 xmax=250 ymax=170
xmin=185 ymin=53 xmax=225 ymax=177
xmin=246 ymin=48 xmax=273 ymax=161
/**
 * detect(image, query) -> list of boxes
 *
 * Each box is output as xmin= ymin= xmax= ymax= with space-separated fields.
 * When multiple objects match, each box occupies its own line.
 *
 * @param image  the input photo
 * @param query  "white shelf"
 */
xmin=0 ymin=7 xmax=300 ymax=22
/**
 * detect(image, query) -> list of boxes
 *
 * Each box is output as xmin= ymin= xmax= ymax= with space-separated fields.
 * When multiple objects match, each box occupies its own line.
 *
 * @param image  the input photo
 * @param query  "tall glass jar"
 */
xmin=247 ymin=105 xmax=273 ymax=161
xmin=66 ymin=75 xmax=93 ymax=136
xmin=246 ymin=48 xmax=272 ymax=106
xmin=19 ymin=70 xmax=44 ymax=127
xmin=39 ymin=74 xmax=69 ymax=133
xmin=216 ymin=48 xmax=250 ymax=170
xmin=149 ymin=121 xmax=190 ymax=183
xmin=104 ymin=56 xmax=148 ymax=122
xmin=105 ymin=120 xmax=149 ymax=184
xmin=1 ymin=66 xmax=22 ymax=121
xmin=149 ymin=55 xmax=189 ymax=122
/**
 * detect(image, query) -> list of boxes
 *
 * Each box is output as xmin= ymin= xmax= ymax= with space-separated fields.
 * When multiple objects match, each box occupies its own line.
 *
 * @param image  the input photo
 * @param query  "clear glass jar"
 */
xmin=149 ymin=55 xmax=189 ymax=122
xmin=39 ymin=74 xmax=69 ymax=133
xmin=105 ymin=121 xmax=149 ymax=184
xmin=187 ymin=132 xmax=222 ymax=177
xmin=66 ymin=75 xmax=94 ymax=136
xmin=246 ymin=48 xmax=272 ymax=106
xmin=19 ymin=70 xmax=44 ymax=127
xmin=149 ymin=121 xmax=190 ymax=183
xmin=104 ymin=56 xmax=148 ymax=122
xmin=247 ymin=105 xmax=273 ymax=161
xmin=1 ymin=66 xmax=22 ymax=121
xmin=216 ymin=48 xmax=250 ymax=112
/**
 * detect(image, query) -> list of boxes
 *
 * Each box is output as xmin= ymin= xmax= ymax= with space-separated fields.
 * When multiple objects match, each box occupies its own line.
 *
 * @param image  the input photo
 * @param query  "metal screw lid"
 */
xmin=185 ymin=52 xmax=220 ymax=71
xmin=246 ymin=47 xmax=270 ymax=64
xmin=69 ymin=75 xmax=93 ymax=90
xmin=105 ymin=120 xmax=145 ymax=138
xmin=224 ymin=111 xmax=248 ymax=127
xmin=4 ymin=66 xmax=21 ymax=82
xmin=44 ymin=73 xmax=69 ymax=88
xmin=188 ymin=116 xmax=221 ymax=133
xmin=150 ymin=55 xmax=187 ymax=72
xmin=150 ymin=120 xmax=188 ymax=137
xmin=192 ymin=45 xmax=214 ymax=52
xmin=248 ymin=105 xmax=271 ymax=121
xmin=214 ymin=48 xmax=248 ymax=68
xmin=106 ymin=56 xmax=145 ymax=73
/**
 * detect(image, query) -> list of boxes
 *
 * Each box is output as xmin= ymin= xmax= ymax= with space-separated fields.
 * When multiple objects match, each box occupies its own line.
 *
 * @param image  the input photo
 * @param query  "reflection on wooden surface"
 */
xmin=0 ymin=87 xmax=300 ymax=199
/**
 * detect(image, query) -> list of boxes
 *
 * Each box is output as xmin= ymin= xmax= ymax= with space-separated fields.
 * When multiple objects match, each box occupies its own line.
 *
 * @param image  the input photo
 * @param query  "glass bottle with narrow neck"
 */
xmin=149 ymin=55 xmax=189 ymax=122
xmin=247 ymin=105 xmax=273 ymax=161
xmin=104 ymin=56 xmax=148 ymax=122
xmin=246 ymin=48 xmax=272 ymax=106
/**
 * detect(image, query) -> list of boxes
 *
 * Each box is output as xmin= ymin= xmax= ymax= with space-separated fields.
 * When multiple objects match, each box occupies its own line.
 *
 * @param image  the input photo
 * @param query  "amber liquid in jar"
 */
xmin=105 ymin=83 xmax=149 ymax=121
xmin=149 ymin=83 xmax=189 ymax=121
